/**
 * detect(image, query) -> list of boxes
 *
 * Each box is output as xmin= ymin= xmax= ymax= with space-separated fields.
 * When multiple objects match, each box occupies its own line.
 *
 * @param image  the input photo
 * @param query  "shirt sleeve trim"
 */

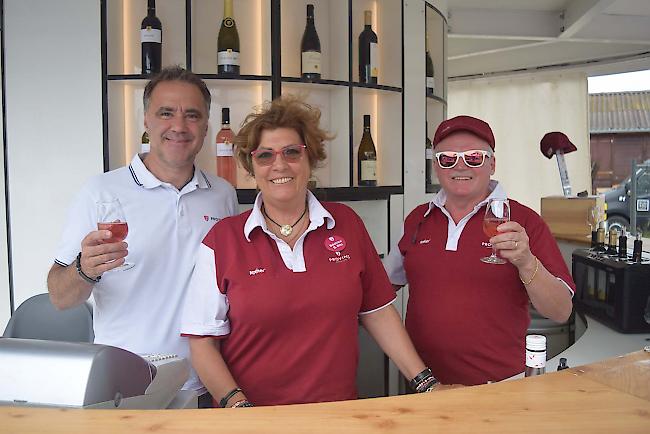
xmin=557 ymin=277 xmax=575 ymax=297
xmin=359 ymin=297 xmax=396 ymax=316
xmin=181 ymin=333 xmax=230 ymax=340
xmin=180 ymin=323 xmax=230 ymax=337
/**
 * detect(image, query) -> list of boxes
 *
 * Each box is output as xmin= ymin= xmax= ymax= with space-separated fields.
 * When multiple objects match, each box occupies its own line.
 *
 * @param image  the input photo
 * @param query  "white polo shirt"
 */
xmin=53 ymin=154 xmax=238 ymax=392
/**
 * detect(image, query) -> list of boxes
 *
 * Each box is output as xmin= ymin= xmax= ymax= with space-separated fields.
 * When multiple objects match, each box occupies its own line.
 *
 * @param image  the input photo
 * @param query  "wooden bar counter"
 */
xmin=3 ymin=351 xmax=649 ymax=433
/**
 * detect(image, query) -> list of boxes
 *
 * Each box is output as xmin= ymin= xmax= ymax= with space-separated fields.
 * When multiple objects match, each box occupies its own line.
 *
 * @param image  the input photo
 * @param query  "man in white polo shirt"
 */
xmin=47 ymin=66 xmax=238 ymax=404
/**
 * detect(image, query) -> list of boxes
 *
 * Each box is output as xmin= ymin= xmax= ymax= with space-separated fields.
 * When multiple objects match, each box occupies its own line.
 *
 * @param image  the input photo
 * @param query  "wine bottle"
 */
xmin=618 ymin=230 xmax=628 ymax=259
xmin=141 ymin=0 xmax=162 ymax=75
xmin=425 ymin=28 xmax=435 ymax=96
xmin=301 ymin=4 xmax=321 ymax=80
xmin=632 ymin=233 xmax=643 ymax=262
xmin=217 ymin=0 xmax=240 ymax=75
xmin=358 ymin=115 xmax=377 ymax=187
xmin=524 ymin=335 xmax=546 ymax=377
xmin=425 ymin=122 xmax=433 ymax=185
xmin=595 ymin=223 xmax=606 ymax=253
xmin=358 ymin=10 xmax=378 ymax=84
xmin=141 ymin=131 xmax=150 ymax=153
xmin=216 ymin=107 xmax=237 ymax=187
xmin=607 ymin=229 xmax=618 ymax=256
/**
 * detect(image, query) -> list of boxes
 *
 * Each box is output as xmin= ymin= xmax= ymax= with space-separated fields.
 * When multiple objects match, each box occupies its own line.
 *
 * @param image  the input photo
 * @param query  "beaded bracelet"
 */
xmin=231 ymin=399 xmax=254 ymax=408
xmin=219 ymin=387 xmax=242 ymax=408
xmin=520 ymin=256 xmax=540 ymax=286
xmin=76 ymin=252 xmax=101 ymax=284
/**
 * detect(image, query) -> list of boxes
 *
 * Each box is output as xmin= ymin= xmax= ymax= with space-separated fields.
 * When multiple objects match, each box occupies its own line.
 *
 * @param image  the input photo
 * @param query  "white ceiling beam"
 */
xmin=448 ymin=8 xmax=560 ymax=39
xmin=449 ymin=41 xmax=555 ymax=61
xmin=560 ymin=0 xmax=616 ymax=38
xmin=449 ymin=33 xmax=650 ymax=46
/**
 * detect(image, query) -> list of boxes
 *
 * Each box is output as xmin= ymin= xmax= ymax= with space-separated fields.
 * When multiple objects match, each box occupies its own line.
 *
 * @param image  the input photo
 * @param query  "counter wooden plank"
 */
xmin=3 ymin=351 xmax=649 ymax=433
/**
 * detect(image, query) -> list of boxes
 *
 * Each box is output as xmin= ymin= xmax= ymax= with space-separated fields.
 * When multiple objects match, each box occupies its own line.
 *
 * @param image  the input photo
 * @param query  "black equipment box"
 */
xmin=572 ymin=249 xmax=650 ymax=333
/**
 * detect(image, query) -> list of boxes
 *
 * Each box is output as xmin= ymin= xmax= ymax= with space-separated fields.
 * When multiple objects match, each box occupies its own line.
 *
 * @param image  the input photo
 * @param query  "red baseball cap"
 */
xmin=540 ymin=132 xmax=577 ymax=159
xmin=432 ymin=115 xmax=495 ymax=150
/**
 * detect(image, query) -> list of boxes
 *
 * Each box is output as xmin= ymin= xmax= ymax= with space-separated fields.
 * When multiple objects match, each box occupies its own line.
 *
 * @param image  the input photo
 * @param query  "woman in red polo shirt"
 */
xmin=180 ymin=96 xmax=436 ymax=407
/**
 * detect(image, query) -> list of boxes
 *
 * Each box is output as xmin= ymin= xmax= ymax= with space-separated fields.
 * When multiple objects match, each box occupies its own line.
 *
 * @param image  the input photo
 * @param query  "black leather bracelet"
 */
xmin=76 ymin=252 xmax=101 ymax=284
xmin=219 ymin=387 xmax=242 ymax=408
xmin=409 ymin=368 xmax=438 ymax=392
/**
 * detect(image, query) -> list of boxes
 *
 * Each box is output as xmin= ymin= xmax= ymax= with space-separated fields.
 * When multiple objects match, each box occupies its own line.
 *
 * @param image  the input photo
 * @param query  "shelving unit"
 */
xmin=98 ymin=0 xmax=447 ymax=396
xmin=101 ymin=0 xmax=446 ymax=203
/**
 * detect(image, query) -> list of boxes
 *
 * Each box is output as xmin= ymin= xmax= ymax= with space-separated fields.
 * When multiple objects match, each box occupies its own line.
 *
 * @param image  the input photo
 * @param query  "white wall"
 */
xmin=2 ymin=0 xmax=103 ymax=327
xmin=448 ymin=72 xmax=591 ymax=212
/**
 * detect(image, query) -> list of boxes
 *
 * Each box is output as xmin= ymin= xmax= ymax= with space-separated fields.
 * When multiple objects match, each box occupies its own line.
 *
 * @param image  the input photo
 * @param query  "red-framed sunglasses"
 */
xmin=251 ymin=144 xmax=307 ymax=166
xmin=434 ymin=149 xmax=493 ymax=169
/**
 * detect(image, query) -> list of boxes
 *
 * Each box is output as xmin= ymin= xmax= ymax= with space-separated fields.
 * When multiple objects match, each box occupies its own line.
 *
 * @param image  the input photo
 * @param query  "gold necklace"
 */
xmin=262 ymin=204 xmax=308 ymax=237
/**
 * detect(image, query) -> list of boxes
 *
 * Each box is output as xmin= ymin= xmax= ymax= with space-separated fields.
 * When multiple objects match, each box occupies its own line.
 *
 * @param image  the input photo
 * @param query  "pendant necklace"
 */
xmin=262 ymin=204 xmax=308 ymax=237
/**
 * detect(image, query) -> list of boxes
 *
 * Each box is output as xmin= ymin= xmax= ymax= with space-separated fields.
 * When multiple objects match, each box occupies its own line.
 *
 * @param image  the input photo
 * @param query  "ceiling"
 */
xmin=446 ymin=0 xmax=650 ymax=79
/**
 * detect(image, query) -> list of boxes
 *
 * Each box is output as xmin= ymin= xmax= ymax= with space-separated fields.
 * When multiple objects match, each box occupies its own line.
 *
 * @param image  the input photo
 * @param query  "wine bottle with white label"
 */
xmin=141 ymin=0 xmax=162 ymax=75
xmin=358 ymin=115 xmax=377 ymax=187
xmin=358 ymin=10 xmax=378 ymax=84
xmin=216 ymin=107 xmax=236 ymax=187
xmin=425 ymin=28 xmax=435 ymax=96
xmin=217 ymin=0 xmax=240 ymax=75
xmin=301 ymin=4 xmax=321 ymax=80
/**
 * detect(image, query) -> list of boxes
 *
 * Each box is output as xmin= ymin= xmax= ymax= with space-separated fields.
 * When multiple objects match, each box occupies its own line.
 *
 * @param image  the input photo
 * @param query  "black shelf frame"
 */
xmin=237 ymin=186 xmax=404 ymax=205
xmin=424 ymin=2 xmax=448 ymax=194
xmin=100 ymin=0 xmax=417 ymax=203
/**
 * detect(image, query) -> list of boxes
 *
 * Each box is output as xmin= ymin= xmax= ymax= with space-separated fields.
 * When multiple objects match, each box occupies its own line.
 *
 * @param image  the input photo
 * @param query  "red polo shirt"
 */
xmin=398 ymin=200 xmax=574 ymax=385
xmin=183 ymin=199 xmax=395 ymax=405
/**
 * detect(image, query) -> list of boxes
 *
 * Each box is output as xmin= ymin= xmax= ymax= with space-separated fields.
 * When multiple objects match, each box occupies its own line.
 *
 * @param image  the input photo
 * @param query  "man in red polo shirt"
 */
xmin=385 ymin=115 xmax=575 ymax=385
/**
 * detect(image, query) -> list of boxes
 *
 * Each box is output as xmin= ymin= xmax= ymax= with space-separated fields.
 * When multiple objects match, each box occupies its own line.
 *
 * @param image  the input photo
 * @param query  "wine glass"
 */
xmin=587 ymin=205 xmax=601 ymax=236
xmin=96 ymin=199 xmax=134 ymax=271
xmin=481 ymin=198 xmax=510 ymax=264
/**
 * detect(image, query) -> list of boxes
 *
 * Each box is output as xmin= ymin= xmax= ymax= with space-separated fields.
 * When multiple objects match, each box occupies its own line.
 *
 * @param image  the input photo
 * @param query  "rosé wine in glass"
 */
xmin=481 ymin=199 xmax=510 ymax=265
xmin=97 ymin=221 xmax=129 ymax=243
xmin=482 ymin=218 xmax=508 ymax=239
xmin=96 ymin=199 xmax=134 ymax=271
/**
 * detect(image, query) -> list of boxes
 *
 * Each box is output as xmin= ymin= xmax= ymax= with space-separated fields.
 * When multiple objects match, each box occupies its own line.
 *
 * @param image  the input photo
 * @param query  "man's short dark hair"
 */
xmin=143 ymin=66 xmax=211 ymax=113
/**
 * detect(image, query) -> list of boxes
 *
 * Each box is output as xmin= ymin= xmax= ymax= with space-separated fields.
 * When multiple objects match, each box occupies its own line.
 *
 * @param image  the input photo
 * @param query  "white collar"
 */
xmin=243 ymin=190 xmax=335 ymax=241
xmin=129 ymin=153 xmax=209 ymax=190
xmin=424 ymin=180 xmax=507 ymax=218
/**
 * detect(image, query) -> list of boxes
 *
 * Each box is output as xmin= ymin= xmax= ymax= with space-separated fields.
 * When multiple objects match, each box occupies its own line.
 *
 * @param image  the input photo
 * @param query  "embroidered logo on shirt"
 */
xmin=481 ymin=241 xmax=492 ymax=248
xmin=249 ymin=268 xmax=265 ymax=276
xmin=203 ymin=215 xmax=222 ymax=222
xmin=419 ymin=239 xmax=431 ymax=244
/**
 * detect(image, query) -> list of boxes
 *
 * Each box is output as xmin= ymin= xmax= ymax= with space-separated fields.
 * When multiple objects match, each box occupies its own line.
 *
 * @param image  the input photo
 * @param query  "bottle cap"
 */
xmin=526 ymin=334 xmax=546 ymax=351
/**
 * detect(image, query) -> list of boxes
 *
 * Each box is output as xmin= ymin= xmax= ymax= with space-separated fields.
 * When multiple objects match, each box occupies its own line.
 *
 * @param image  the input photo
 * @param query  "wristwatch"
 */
xmin=75 ymin=252 xmax=101 ymax=284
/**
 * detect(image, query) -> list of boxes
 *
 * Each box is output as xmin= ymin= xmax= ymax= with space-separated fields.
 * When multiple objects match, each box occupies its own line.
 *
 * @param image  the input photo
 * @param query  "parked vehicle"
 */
xmin=604 ymin=161 xmax=650 ymax=234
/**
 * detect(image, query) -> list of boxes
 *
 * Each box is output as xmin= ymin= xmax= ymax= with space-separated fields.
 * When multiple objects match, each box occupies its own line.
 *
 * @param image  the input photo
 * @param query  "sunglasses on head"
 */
xmin=251 ymin=144 xmax=307 ymax=166
xmin=434 ymin=149 xmax=493 ymax=169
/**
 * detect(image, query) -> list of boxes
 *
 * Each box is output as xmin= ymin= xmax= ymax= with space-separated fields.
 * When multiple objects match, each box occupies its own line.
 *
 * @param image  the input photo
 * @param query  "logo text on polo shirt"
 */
xmin=329 ymin=254 xmax=351 ymax=263
xmin=203 ymin=215 xmax=222 ymax=222
xmin=249 ymin=268 xmax=265 ymax=275
xmin=481 ymin=241 xmax=492 ymax=248
xmin=419 ymin=239 xmax=430 ymax=244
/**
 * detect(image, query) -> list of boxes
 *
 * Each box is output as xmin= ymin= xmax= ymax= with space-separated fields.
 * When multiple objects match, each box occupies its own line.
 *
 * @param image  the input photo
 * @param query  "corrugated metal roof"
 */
xmin=590 ymin=91 xmax=650 ymax=134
